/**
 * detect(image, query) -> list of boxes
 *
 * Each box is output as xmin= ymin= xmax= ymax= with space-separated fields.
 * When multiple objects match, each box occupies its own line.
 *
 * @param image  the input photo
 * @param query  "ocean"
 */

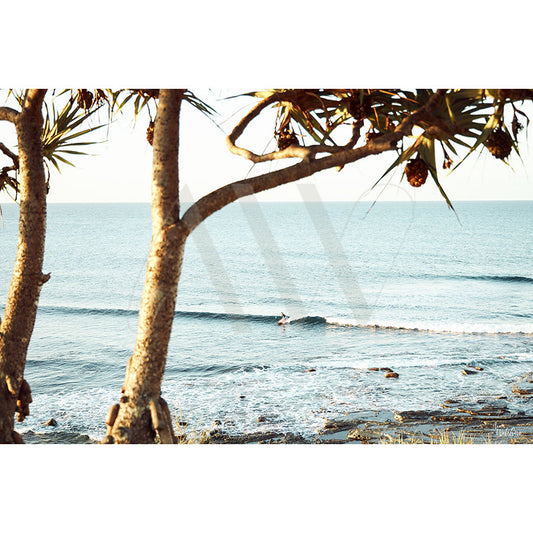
xmin=0 ymin=200 xmax=532 ymax=443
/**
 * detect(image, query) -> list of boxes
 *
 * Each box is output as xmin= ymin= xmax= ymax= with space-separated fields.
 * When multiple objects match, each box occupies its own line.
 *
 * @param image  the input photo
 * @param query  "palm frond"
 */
xmin=41 ymin=97 xmax=106 ymax=172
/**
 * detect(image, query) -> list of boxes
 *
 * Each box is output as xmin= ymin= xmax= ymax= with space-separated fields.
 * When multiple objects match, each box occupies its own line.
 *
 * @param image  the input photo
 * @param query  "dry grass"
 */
xmin=430 ymin=428 xmax=475 ymax=444
xmin=380 ymin=428 xmax=478 ymax=444
xmin=173 ymin=407 xmax=218 ymax=444
xmin=380 ymin=433 xmax=425 ymax=444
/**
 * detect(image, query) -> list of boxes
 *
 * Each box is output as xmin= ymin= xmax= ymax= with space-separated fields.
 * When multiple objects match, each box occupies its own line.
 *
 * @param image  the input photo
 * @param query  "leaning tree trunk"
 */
xmin=0 ymin=89 xmax=48 ymax=444
xmin=104 ymin=89 xmax=185 ymax=444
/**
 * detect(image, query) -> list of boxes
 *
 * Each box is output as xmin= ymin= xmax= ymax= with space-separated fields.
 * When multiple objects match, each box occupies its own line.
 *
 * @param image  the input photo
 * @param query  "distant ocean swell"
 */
xmin=419 ymin=274 xmax=533 ymax=284
xmin=36 ymin=306 xmax=533 ymax=336
xmin=463 ymin=275 xmax=533 ymax=283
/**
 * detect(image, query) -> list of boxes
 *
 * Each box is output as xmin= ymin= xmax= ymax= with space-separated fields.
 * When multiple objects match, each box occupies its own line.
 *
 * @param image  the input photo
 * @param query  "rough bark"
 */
xmin=104 ymin=90 xmax=185 ymax=444
xmin=0 ymin=89 xmax=48 ymax=444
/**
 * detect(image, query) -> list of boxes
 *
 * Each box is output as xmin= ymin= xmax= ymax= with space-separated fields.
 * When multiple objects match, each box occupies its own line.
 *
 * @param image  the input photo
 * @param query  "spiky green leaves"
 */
xmin=41 ymin=97 xmax=105 ymax=172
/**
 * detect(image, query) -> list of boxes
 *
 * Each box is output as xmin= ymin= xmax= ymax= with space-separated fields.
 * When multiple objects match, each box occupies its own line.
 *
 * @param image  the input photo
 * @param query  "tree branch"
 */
xmin=182 ymin=142 xmax=383 ymax=235
xmin=226 ymin=89 xmax=352 ymax=163
xmin=182 ymin=90 xmax=448 ymax=235
xmin=497 ymin=89 xmax=533 ymax=102
xmin=22 ymin=90 xmax=47 ymax=116
xmin=0 ymin=107 xmax=19 ymax=124
xmin=226 ymin=89 xmax=448 ymax=164
xmin=0 ymin=142 xmax=19 ymax=168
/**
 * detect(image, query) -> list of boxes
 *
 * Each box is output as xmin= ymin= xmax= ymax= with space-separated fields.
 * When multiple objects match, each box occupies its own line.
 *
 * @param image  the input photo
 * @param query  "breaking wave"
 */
xmin=36 ymin=305 xmax=532 ymax=335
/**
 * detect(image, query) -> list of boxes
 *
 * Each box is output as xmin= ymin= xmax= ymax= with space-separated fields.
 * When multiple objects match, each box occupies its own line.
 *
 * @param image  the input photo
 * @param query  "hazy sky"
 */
xmin=1 ymin=89 xmax=533 ymax=205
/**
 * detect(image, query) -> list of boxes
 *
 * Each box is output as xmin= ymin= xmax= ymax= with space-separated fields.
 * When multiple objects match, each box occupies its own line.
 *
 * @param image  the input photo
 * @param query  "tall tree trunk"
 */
xmin=0 ymin=89 xmax=48 ymax=444
xmin=104 ymin=89 xmax=185 ymax=444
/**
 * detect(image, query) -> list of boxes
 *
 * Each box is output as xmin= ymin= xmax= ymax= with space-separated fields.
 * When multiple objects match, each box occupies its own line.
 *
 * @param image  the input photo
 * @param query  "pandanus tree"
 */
xmin=0 ymin=90 xmax=104 ymax=444
xmin=102 ymin=88 xmax=533 ymax=443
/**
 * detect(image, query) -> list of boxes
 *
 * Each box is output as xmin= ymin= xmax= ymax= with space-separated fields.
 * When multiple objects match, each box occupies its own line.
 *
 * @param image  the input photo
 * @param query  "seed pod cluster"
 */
xmin=511 ymin=114 xmax=523 ymax=141
xmin=484 ymin=128 xmax=513 ymax=160
xmin=76 ymin=89 xmax=94 ymax=110
xmin=405 ymin=157 xmax=429 ymax=187
xmin=276 ymin=129 xmax=299 ymax=151
xmin=349 ymin=96 xmax=372 ymax=121
xmin=146 ymin=121 xmax=154 ymax=146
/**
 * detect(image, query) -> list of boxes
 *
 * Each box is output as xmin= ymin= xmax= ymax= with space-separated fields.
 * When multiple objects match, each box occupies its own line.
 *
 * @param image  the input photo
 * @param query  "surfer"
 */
xmin=278 ymin=312 xmax=290 ymax=326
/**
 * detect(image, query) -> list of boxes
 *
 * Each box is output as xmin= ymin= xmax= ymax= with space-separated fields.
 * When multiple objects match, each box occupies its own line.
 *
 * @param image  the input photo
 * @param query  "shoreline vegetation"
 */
xmin=20 ymin=371 xmax=533 ymax=445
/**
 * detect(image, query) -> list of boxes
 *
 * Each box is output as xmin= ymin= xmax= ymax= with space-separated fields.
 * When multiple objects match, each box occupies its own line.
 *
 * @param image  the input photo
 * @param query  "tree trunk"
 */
xmin=104 ymin=89 xmax=185 ymax=444
xmin=0 ymin=89 xmax=48 ymax=444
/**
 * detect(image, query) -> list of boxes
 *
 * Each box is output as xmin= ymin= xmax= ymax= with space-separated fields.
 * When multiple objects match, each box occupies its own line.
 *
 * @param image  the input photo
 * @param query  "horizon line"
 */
xmin=1 ymin=199 xmax=531 ymax=205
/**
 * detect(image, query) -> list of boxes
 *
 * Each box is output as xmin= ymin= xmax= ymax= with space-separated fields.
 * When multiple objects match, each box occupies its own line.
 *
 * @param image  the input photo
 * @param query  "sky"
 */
xmin=1 ymin=89 xmax=533 ymax=205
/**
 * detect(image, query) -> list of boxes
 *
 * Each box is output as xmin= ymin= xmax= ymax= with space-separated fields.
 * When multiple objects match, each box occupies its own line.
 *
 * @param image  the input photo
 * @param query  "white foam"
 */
xmin=326 ymin=317 xmax=533 ymax=335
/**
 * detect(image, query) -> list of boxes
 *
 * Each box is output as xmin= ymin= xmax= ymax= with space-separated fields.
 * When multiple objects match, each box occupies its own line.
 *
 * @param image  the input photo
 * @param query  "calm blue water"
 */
xmin=0 ymin=201 xmax=532 ymax=441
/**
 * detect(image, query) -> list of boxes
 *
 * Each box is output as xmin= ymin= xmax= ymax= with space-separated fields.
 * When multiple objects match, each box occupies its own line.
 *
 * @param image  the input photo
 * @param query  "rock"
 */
xmin=394 ymin=410 xmax=442 ymax=422
xmin=512 ymin=383 xmax=533 ymax=396
xmin=384 ymin=372 xmax=399 ymax=379
xmin=380 ymin=367 xmax=393 ymax=372
xmin=346 ymin=428 xmax=373 ymax=442
xmin=257 ymin=415 xmax=266 ymax=423
xmin=323 ymin=420 xmax=355 ymax=433
xmin=463 ymin=369 xmax=478 ymax=375
xmin=457 ymin=405 xmax=510 ymax=417
xmin=46 ymin=418 xmax=57 ymax=427
xmin=210 ymin=431 xmax=284 ymax=444
xmin=368 ymin=367 xmax=379 ymax=371
xmin=281 ymin=432 xmax=305 ymax=443
xmin=214 ymin=420 xmax=222 ymax=426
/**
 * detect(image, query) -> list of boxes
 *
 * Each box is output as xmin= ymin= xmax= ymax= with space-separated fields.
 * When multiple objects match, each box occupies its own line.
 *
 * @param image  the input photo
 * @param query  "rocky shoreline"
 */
xmin=204 ymin=371 xmax=533 ymax=444
xmin=19 ymin=371 xmax=533 ymax=445
xmin=204 ymin=402 xmax=533 ymax=444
